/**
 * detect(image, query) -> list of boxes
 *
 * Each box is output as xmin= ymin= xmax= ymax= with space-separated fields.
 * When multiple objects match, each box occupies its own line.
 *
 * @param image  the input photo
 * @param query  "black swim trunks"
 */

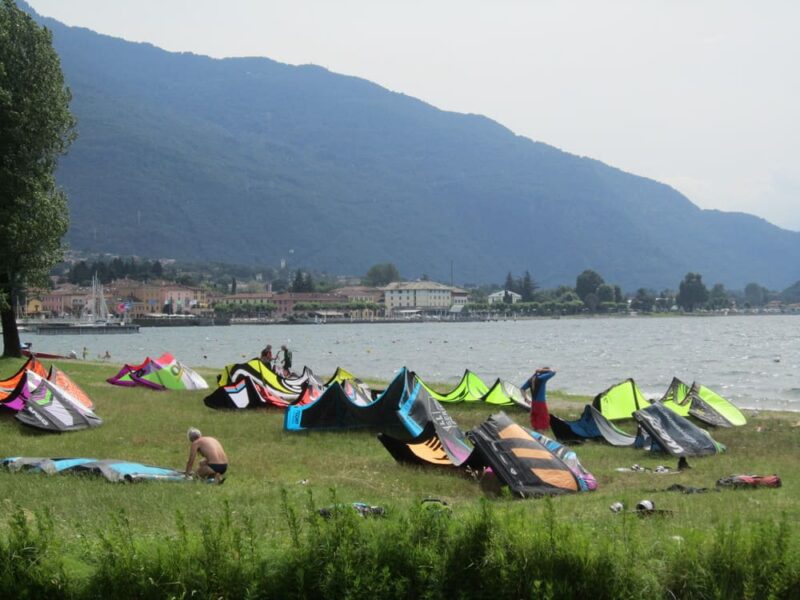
xmin=208 ymin=463 xmax=228 ymax=475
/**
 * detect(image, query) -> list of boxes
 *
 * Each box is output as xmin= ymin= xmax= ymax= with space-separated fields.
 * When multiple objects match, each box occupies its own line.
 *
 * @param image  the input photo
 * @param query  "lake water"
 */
xmin=23 ymin=315 xmax=800 ymax=412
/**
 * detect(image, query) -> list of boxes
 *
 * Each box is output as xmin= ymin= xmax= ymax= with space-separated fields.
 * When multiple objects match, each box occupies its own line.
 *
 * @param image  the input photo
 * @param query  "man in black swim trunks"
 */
xmin=185 ymin=427 xmax=229 ymax=483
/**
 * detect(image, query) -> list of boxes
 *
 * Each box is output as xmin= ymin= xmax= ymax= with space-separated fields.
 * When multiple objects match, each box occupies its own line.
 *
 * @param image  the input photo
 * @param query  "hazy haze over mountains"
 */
xmin=21 ymin=2 xmax=800 ymax=290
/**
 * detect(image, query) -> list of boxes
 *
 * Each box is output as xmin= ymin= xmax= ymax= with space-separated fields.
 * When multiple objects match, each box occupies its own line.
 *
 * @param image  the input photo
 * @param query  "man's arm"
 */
xmin=185 ymin=441 xmax=199 ymax=475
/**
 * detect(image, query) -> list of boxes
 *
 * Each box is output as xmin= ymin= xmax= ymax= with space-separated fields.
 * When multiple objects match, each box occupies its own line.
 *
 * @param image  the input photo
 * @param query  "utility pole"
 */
xmin=450 ymin=260 xmax=454 ymax=286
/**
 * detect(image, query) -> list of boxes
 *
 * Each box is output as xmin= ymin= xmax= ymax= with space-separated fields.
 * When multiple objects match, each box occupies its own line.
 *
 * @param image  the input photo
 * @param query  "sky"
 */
xmin=27 ymin=0 xmax=800 ymax=232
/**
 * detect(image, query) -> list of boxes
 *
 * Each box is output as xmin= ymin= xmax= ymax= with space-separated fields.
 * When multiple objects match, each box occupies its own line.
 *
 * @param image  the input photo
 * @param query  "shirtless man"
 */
xmin=184 ymin=427 xmax=228 ymax=483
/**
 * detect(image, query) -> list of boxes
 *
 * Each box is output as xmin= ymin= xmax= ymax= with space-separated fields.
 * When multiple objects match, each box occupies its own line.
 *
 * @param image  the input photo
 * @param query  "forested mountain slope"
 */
xmin=24 ymin=2 xmax=800 ymax=289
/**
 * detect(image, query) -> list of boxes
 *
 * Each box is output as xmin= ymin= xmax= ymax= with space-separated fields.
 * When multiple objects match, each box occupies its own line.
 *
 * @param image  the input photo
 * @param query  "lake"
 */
xmin=22 ymin=314 xmax=800 ymax=412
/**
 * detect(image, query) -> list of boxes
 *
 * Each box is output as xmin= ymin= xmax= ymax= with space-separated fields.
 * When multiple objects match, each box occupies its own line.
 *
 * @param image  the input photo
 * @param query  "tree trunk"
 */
xmin=1 ymin=304 xmax=22 ymax=358
xmin=0 ymin=276 xmax=22 ymax=357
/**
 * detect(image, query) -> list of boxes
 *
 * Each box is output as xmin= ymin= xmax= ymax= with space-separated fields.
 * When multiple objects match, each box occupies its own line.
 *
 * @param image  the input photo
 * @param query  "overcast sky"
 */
xmin=27 ymin=0 xmax=800 ymax=232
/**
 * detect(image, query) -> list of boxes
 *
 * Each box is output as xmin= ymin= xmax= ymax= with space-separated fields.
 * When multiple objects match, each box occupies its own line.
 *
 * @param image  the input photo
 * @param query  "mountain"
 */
xmin=21 ymin=2 xmax=800 ymax=290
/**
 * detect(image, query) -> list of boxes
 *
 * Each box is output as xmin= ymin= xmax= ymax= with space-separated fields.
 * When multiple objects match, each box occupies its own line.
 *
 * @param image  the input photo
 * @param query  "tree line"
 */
xmin=67 ymin=257 xmax=165 ymax=285
xmin=59 ymin=257 xmax=796 ymax=317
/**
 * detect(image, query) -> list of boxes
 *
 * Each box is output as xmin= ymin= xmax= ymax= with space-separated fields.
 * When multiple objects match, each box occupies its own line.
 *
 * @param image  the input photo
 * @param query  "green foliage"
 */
xmin=576 ymin=270 xmax=604 ymax=302
xmin=677 ymin=272 xmax=710 ymax=312
xmin=290 ymin=269 xmax=315 ymax=292
xmin=364 ymin=263 xmax=401 ymax=287
xmin=0 ymin=0 xmax=75 ymax=356
xmin=744 ymin=282 xmax=768 ymax=307
xmin=2 ymin=359 xmax=800 ymax=597
xmin=2 ymin=498 xmax=799 ymax=598
xmin=67 ymin=257 xmax=166 ymax=285
xmin=630 ymin=288 xmax=656 ymax=312
xmin=708 ymin=283 xmax=731 ymax=310
xmin=12 ymin=5 xmax=800 ymax=294
xmin=500 ymin=270 xmax=539 ymax=302
xmin=0 ymin=508 xmax=70 ymax=599
xmin=779 ymin=280 xmax=800 ymax=304
xmin=597 ymin=283 xmax=615 ymax=303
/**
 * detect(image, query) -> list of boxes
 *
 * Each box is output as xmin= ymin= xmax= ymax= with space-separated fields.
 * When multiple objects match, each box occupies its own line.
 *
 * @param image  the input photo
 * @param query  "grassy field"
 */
xmin=1 ymin=357 xmax=798 ymax=598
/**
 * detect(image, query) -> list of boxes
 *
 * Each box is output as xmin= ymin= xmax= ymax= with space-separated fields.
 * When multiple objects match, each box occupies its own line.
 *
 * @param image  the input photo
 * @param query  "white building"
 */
xmin=487 ymin=290 xmax=522 ymax=304
xmin=383 ymin=281 xmax=469 ymax=315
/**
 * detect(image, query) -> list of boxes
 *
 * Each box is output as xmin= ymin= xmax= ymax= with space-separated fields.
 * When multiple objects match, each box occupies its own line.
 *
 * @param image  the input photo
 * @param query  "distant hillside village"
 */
xmin=20 ymin=261 xmax=800 ymax=323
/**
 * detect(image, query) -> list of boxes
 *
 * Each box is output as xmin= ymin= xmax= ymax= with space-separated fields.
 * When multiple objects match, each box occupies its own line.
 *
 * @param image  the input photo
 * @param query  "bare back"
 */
xmin=195 ymin=436 xmax=228 ymax=464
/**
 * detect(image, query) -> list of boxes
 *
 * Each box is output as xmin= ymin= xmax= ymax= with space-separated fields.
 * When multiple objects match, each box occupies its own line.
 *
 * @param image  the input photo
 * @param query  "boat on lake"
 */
xmin=20 ymin=276 xmax=139 ymax=335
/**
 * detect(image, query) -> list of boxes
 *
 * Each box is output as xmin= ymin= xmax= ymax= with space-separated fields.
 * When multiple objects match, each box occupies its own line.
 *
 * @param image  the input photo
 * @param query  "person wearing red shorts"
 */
xmin=521 ymin=367 xmax=556 ymax=432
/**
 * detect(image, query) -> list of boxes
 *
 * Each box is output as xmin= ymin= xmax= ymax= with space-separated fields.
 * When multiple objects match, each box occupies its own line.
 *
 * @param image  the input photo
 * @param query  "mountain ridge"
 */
xmin=19 ymin=1 xmax=800 ymax=290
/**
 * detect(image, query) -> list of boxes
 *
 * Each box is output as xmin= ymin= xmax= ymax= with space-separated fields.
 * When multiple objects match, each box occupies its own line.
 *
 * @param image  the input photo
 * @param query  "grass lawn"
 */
xmin=1 ymin=356 xmax=798 ymax=597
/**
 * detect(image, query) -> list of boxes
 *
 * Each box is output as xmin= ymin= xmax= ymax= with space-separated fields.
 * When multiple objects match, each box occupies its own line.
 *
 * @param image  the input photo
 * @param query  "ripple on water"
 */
xmin=21 ymin=315 xmax=800 ymax=410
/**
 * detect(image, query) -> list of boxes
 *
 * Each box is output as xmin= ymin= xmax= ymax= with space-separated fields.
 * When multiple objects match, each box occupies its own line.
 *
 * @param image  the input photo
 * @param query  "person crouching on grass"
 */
xmin=185 ymin=427 xmax=228 ymax=484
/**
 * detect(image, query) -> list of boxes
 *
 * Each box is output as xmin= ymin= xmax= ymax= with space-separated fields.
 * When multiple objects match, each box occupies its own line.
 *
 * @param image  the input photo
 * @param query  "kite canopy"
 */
xmin=378 ymin=421 xmax=474 ymax=469
xmin=550 ymin=405 xmax=638 ymax=447
xmin=483 ymin=379 xmax=531 ymax=408
xmin=325 ymin=366 xmax=360 ymax=387
xmin=2 ymin=457 xmax=188 ymax=482
xmin=0 ymin=371 xmax=42 ymax=412
xmin=284 ymin=368 xmax=414 ymax=431
xmin=13 ymin=373 xmax=103 ymax=432
xmin=379 ymin=408 xmax=596 ymax=495
xmin=419 ymin=370 xmax=490 ymax=403
xmin=657 ymin=378 xmax=746 ymax=427
xmin=468 ymin=412 xmax=581 ymax=497
xmin=128 ymin=353 xmax=208 ymax=390
xmin=218 ymin=358 xmax=304 ymax=400
xmin=107 ymin=357 xmax=154 ymax=386
xmin=48 ymin=366 xmax=93 ymax=409
xmin=203 ymin=376 xmax=299 ymax=410
xmin=205 ymin=362 xmax=323 ymax=410
xmin=633 ymin=403 xmax=725 ymax=457
xmin=218 ymin=358 xmax=288 ymax=389
xmin=657 ymin=377 xmax=693 ymax=417
xmin=2 ymin=457 xmax=96 ymax=473
xmin=0 ymin=357 xmax=48 ymax=400
xmin=325 ymin=367 xmax=375 ymax=404
xmin=687 ymin=383 xmax=747 ymax=427
xmin=378 ymin=381 xmax=475 ymax=469
xmin=531 ymin=431 xmax=597 ymax=491
xmin=592 ymin=379 xmax=650 ymax=420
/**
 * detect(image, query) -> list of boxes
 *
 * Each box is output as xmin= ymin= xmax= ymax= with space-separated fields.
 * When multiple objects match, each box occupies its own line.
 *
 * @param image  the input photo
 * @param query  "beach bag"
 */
xmin=716 ymin=474 xmax=781 ymax=489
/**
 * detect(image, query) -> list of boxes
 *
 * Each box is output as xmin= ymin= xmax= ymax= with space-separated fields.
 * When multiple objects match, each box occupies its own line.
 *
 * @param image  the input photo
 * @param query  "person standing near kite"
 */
xmin=521 ymin=367 xmax=556 ymax=432
xmin=185 ymin=427 xmax=228 ymax=484
xmin=260 ymin=344 xmax=274 ymax=367
xmin=278 ymin=344 xmax=293 ymax=376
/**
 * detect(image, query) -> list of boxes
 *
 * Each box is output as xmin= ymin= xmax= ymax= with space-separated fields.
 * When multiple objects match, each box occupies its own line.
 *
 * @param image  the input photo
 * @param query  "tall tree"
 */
xmin=69 ymin=260 xmax=91 ymax=284
xmin=708 ymin=283 xmax=731 ymax=310
xmin=743 ymin=282 xmax=766 ymax=307
xmin=291 ymin=270 xmax=304 ymax=292
xmin=504 ymin=271 xmax=516 ymax=294
xmin=596 ymin=283 xmax=615 ymax=303
xmin=363 ymin=263 xmax=400 ymax=287
xmin=575 ymin=269 xmax=604 ymax=302
xmin=676 ymin=272 xmax=709 ymax=311
xmin=630 ymin=288 xmax=655 ymax=312
xmin=1 ymin=0 xmax=76 ymax=356
xmin=520 ymin=270 xmax=537 ymax=301
xmin=291 ymin=269 xmax=315 ymax=292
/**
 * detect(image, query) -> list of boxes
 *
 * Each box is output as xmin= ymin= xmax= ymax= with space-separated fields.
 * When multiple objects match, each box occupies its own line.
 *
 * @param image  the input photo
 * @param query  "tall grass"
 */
xmin=2 ymin=357 xmax=800 ymax=598
xmin=1 ymin=499 xmax=798 ymax=599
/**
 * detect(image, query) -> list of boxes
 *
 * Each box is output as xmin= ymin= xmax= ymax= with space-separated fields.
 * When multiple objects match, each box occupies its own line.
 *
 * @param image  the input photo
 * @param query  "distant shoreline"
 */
xmin=228 ymin=310 xmax=799 ymax=326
